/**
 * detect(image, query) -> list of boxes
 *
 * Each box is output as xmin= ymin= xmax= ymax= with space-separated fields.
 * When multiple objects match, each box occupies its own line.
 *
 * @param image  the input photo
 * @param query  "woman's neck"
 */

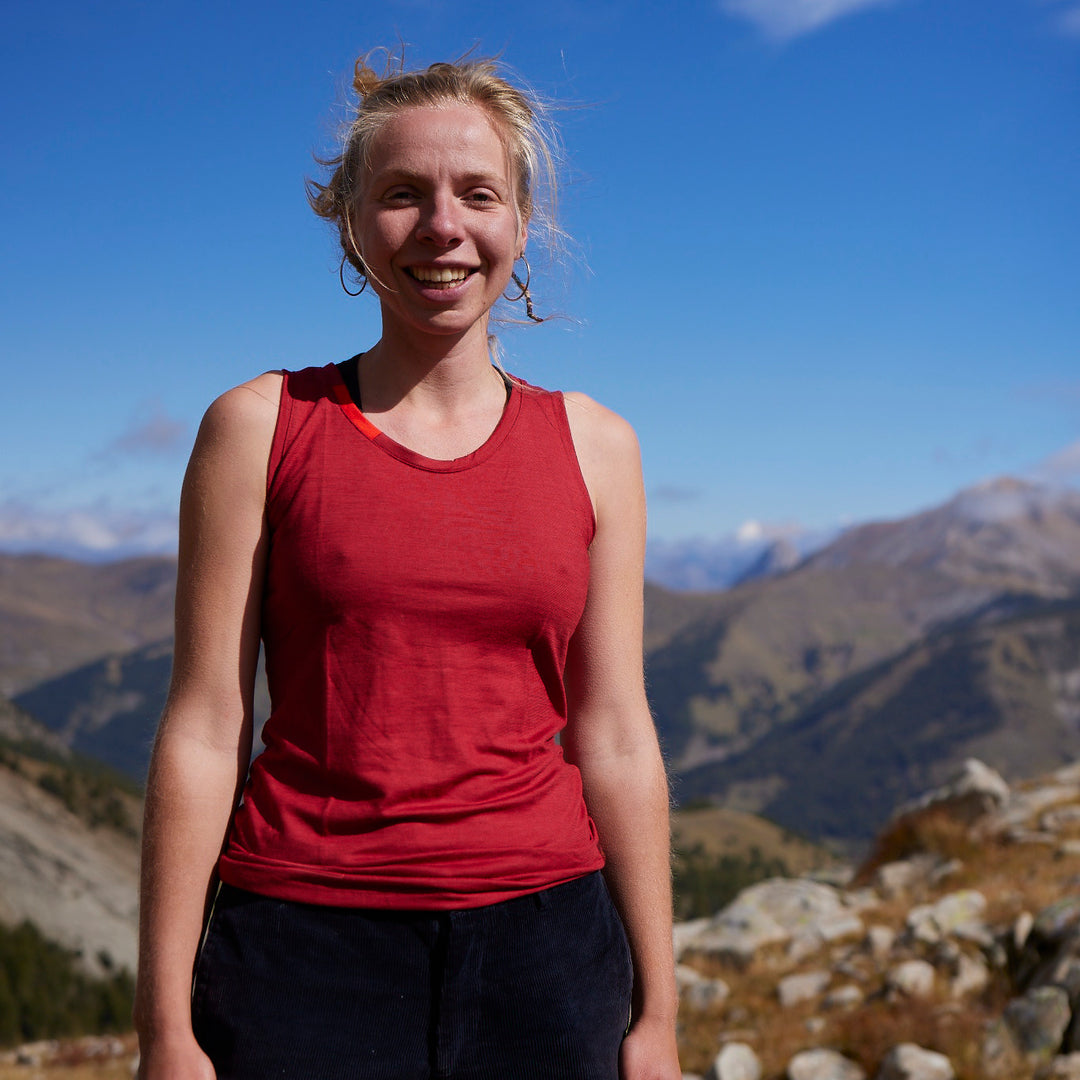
xmin=359 ymin=318 xmax=499 ymax=416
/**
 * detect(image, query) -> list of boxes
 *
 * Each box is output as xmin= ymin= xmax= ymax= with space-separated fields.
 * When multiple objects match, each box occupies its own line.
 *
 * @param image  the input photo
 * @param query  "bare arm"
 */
xmin=562 ymin=393 xmax=681 ymax=1080
xmin=134 ymin=374 xmax=280 ymax=1079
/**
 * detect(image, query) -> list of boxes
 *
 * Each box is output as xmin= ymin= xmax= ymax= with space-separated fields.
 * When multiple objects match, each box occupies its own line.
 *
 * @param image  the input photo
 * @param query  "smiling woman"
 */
xmin=134 ymin=51 xmax=680 ymax=1080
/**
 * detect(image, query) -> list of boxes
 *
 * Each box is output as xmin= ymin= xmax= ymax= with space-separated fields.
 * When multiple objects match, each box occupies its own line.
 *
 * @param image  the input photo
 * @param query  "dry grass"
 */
xmin=853 ymin=804 xmax=981 ymax=886
xmin=672 ymin=805 xmax=833 ymax=876
xmin=0 ymin=1035 xmax=137 ymax=1079
xmin=677 ymin=790 xmax=1080 ymax=1078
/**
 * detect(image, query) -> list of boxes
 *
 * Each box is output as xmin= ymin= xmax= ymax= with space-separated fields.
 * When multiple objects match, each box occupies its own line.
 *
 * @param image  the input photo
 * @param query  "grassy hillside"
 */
xmin=0 ymin=921 xmax=133 ymax=1049
xmin=670 ymin=805 xmax=836 ymax=919
xmin=675 ymin=596 xmax=1080 ymax=852
xmin=0 ymin=554 xmax=175 ymax=698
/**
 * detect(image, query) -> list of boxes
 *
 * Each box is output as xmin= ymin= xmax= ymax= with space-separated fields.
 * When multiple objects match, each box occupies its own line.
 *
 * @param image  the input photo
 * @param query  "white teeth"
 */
xmin=411 ymin=267 xmax=469 ymax=283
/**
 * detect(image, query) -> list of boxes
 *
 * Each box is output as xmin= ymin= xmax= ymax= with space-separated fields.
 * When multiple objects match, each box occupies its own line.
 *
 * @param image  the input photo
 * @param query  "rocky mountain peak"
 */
xmin=804 ymin=478 xmax=1080 ymax=596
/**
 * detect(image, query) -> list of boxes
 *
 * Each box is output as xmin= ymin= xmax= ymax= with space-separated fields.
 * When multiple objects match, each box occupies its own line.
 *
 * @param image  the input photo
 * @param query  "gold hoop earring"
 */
xmin=339 ymin=257 xmax=368 ymax=297
xmin=503 ymin=256 xmax=543 ymax=323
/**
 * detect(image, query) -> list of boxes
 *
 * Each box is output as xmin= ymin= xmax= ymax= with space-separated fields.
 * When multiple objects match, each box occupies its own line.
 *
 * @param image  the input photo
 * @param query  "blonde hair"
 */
xmin=308 ymin=50 xmax=566 ymax=303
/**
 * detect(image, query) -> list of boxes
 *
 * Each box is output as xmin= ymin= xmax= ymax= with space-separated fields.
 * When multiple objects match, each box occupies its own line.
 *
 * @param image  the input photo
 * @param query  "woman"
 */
xmin=134 ymin=53 xmax=680 ymax=1080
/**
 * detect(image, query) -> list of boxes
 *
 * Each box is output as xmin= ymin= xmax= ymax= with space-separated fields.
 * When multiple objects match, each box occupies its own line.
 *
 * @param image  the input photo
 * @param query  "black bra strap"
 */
xmin=337 ymin=354 xmax=364 ymax=409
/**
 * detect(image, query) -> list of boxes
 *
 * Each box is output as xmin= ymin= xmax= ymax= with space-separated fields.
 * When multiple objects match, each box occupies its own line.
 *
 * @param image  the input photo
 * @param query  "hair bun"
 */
xmin=352 ymin=58 xmax=384 ymax=100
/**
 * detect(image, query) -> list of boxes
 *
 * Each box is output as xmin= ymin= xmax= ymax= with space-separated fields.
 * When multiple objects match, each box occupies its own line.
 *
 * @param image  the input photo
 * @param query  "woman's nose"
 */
xmin=416 ymin=193 xmax=462 ymax=247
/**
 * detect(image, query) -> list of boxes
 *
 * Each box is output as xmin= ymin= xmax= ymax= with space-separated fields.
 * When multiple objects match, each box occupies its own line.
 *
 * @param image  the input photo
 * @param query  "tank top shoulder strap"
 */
xmin=267 ymin=364 xmax=336 ymax=495
xmin=510 ymin=378 xmax=596 ymax=544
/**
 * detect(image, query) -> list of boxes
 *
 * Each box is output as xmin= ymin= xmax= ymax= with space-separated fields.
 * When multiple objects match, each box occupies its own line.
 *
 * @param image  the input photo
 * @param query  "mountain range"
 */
xmin=646 ymin=478 xmax=1080 ymax=848
xmin=3 ymin=476 xmax=1080 ymax=852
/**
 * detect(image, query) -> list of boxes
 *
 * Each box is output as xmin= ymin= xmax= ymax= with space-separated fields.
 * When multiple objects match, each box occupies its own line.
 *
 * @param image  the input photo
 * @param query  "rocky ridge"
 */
xmin=0 ymin=759 xmax=139 ymax=978
xmin=675 ymin=758 xmax=1080 ymax=1080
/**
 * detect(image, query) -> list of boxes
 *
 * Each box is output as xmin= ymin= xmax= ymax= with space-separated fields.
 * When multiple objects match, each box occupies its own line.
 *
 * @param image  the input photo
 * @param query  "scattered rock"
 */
xmin=778 ymin=970 xmax=831 ymax=1007
xmin=927 ymin=859 xmax=963 ymax=887
xmin=1033 ymin=898 xmax=1080 ymax=949
xmin=997 ymin=787 xmax=1080 ymax=832
xmin=876 ymin=1042 xmax=955 ymax=1079
xmin=982 ymin=1017 xmax=1027 ymax=1078
xmin=864 ymin=924 xmax=896 ymax=959
xmin=682 ymin=879 xmax=859 ymax=968
xmin=787 ymin=1047 xmax=866 ymax=1080
xmin=874 ymin=856 xmax=941 ymax=900
xmin=905 ymin=890 xmax=988 ymax=946
xmin=707 ymin=1042 xmax=762 ymax=1080
xmin=824 ymin=984 xmax=864 ymax=1010
xmin=672 ymin=760 xmax=1080 ymax=1078
xmin=1008 ymin=828 xmax=1060 ymax=846
xmin=887 ymin=959 xmax=936 ymax=999
xmin=1015 ymin=911 xmax=1035 ymax=951
xmin=1003 ymin=986 xmax=1071 ymax=1060
xmin=895 ymin=758 xmax=1010 ymax=825
xmin=949 ymin=952 xmax=990 ymax=998
xmin=684 ymin=976 xmax=732 ymax=1010
xmin=1042 ymin=806 xmax=1080 ymax=832
xmin=1038 ymin=1052 xmax=1080 ymax=1078
xmin=674 ymin=918 xmax=713 ymax=957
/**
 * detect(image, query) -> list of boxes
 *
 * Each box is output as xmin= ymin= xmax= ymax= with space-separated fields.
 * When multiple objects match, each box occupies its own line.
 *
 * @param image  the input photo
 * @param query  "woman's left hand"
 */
xmin=620 ymin=1013 xmax=683 ymax=1080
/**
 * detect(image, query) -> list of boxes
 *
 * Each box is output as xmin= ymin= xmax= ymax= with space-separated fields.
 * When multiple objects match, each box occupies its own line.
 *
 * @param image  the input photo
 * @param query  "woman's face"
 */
xmin=354 ymin=103 xmax=527 ymax=342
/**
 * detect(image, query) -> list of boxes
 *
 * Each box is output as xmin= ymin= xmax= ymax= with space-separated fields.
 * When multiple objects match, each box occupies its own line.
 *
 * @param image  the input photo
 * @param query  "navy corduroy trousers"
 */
xmin=191 ymin=871 xmax=632 ymax=1079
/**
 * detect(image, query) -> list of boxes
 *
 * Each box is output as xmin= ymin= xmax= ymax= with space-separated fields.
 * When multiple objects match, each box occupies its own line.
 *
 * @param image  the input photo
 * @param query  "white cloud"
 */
xmin=99 ymin=401 xmax=189 ymax=460
xmin=0 ymin=501 xmax=178 ymax=561
xmin=719 ymin=0 xmax=898 ymax=40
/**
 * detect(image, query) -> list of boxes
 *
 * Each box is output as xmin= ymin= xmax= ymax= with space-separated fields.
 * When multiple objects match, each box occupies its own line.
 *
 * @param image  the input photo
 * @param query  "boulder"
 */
xmin=949 ymin=952 xmax=989 ymax=999
xmin=787 ymin=1047 xmax=866 ymax=1080
xmin=874 ymin=856 xmax=941 ymax=900
xmin=674 ymin=918 xmax=712 ymax=959
xmin=1003 ymin=986 xmax=1071 ymax=1060
xmin=683 ymin=879 xmax=857 ymax=968
xmin=707 ymin=1042 xmax=762 ymax=1080
xmin=864 ymin=925 xmax=896 ymax=960
xmin=778 ymin=970 xmax=831 ymax=1007
xmin=1037 ymin=1053 xmax=1080 ymax=1078
xmin=1033 ymin=898 xmax=1080 ymax=949
xmin=997 ymin=786 xmax=1080 ymax=832
xmin=875 ymin=1043 xmax=955 ymax=1080
xmin=905 ymin=890 xmax=989 ymax=947
xmin=823 ymin=984 xmax=864 ymax=1010
xmin=886 ymin=960 xmax=936 ymax=999
xmin=1041 ymin=806 xmax=1080 ymax=833
xmin=684 ymin=976 xmax=731 ymax=1010
xmin=894 ymin=759 xmax=1009 ymax=825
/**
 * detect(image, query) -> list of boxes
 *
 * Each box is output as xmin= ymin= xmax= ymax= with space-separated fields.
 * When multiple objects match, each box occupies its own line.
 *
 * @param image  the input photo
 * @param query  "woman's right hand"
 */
xmin=136 ymin=1032 xmax=217 ymax=1080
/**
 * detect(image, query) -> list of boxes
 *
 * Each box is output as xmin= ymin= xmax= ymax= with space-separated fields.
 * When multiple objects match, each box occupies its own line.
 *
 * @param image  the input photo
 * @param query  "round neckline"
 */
xmin=326 ymin=362 xmax=522 ymax=473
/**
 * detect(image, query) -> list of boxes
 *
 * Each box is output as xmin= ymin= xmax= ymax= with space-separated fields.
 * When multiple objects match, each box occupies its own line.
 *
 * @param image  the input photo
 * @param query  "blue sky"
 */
xmin=1 ymin=0 xmax=1077 ymax=556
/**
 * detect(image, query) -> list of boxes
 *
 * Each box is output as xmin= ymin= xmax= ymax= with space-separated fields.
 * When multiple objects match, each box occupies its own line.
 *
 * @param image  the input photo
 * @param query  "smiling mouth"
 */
xmin=408 ymin=267 xmax=474 ymax=289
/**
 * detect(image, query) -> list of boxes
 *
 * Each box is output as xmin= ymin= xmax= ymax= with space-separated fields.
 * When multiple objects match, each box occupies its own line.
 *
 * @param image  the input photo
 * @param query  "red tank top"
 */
xmin=217 ymin=363 xmax=605 ymax=908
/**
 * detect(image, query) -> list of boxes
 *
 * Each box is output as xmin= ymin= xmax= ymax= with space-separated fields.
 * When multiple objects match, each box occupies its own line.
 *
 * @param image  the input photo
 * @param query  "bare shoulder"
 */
xmin=562 ymin=390 xmax=641 ymax=471
xmin=199 ymin=371 xmax=282 ymax=444
xmin=183 ymin=371 xmax=283 ymax=508
xmin=561 ymin=392 xmax=644 ymax=536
